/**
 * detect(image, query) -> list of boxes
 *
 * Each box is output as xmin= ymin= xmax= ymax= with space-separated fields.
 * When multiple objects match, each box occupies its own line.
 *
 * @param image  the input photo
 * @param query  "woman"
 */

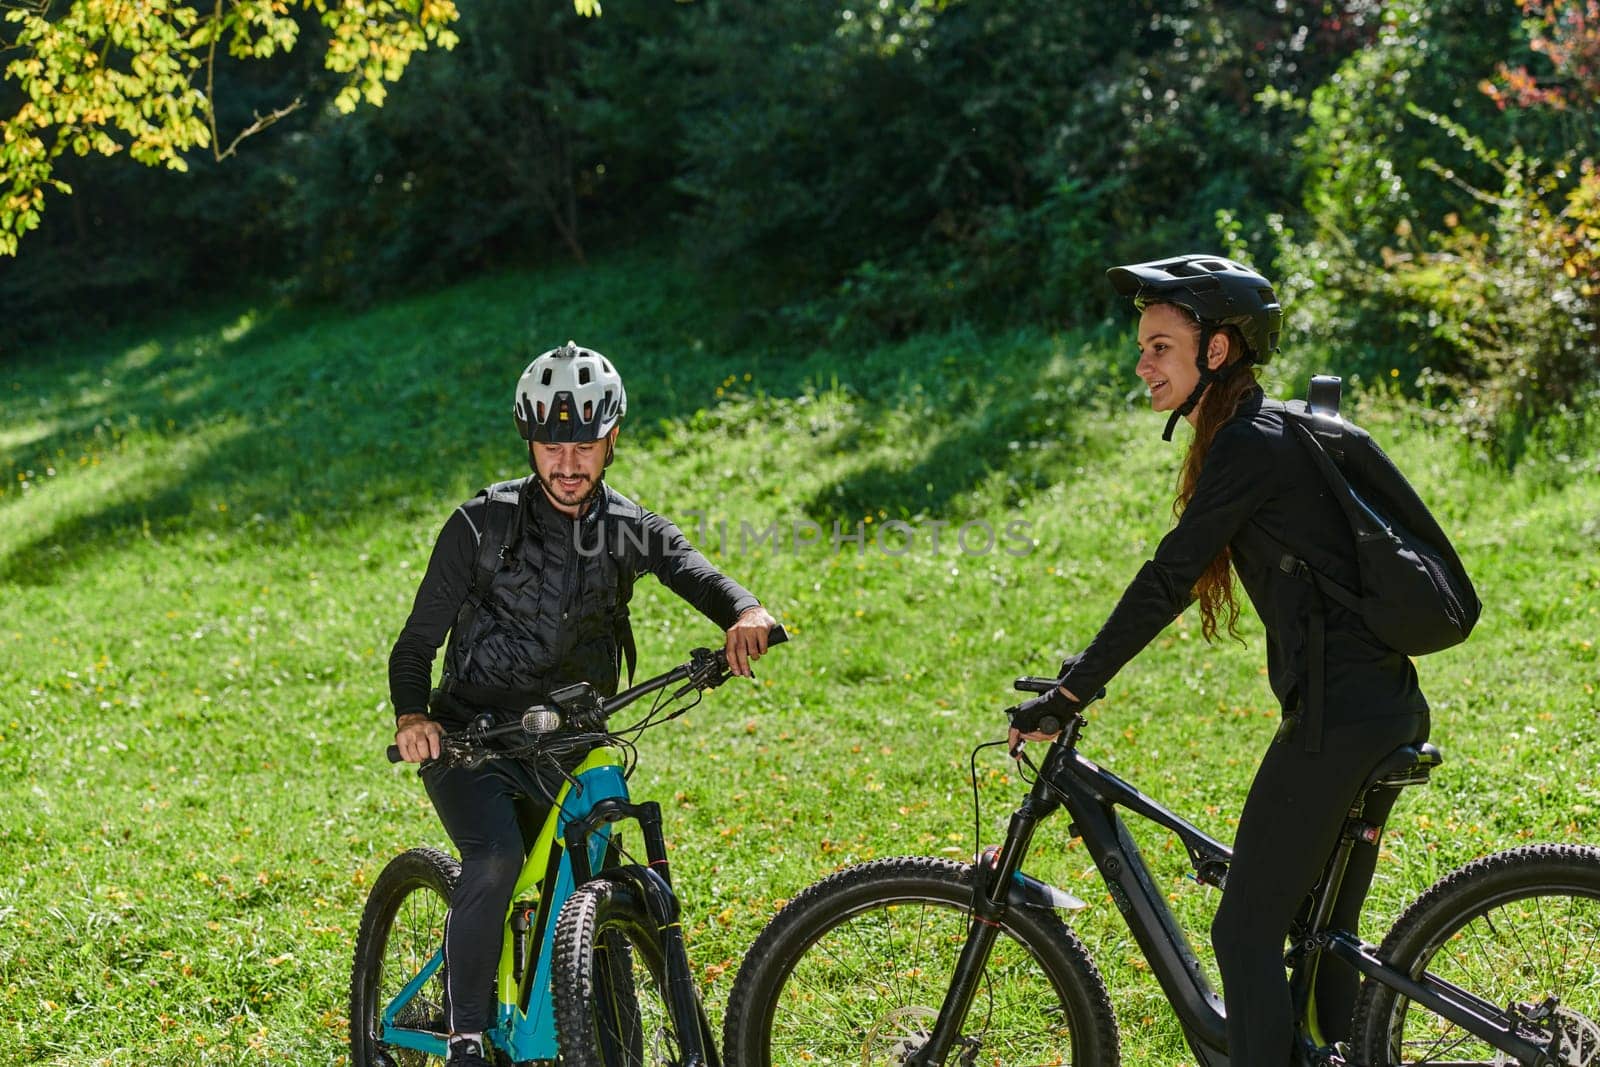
xmin=1008 ymin=254 xmax=1430 ymax=1065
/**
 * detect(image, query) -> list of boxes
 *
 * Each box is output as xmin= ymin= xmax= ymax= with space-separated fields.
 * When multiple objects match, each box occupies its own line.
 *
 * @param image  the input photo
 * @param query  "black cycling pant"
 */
xmin=423 ymin=754 xmax=575 ymax=1035
xmin=1211 ymin=709 xmax=1429 ymax=1066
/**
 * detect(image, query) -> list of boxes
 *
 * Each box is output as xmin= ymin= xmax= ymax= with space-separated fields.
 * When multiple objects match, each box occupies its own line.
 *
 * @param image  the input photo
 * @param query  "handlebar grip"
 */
xmin=767 ymin=624 xmax=789 ymax=647
xmin=1013 ymin=676 xmax=1059 ymax=694
xmin=386 ymin=745 xmax=402 ymax=763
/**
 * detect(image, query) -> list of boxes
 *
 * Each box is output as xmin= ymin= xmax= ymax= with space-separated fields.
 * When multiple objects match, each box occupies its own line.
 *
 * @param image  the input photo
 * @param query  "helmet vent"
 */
xmin=540 ymin=368 xmax=553 ymax=386
xmin=578 ymin=365 xmax=592 ymax=385
xmin=535 ymin=401 xmax=546 ymax=421
xmin=582 ymin=401 xmax=594 ymax=421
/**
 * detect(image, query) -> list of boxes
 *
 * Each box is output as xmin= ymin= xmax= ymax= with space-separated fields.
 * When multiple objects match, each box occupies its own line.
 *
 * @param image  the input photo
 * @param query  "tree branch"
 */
xmin=214 ymin=97 xmax=303 ymax=161
xmin=204 ymin=0 xmax=302 ymax=162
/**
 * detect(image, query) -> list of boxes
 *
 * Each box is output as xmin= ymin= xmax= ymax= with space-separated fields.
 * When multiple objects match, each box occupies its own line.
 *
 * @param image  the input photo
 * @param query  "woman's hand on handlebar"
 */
xmin=725 ymin=606 xmax=780 ymax=677
xmin=1007 ymin=685 xmax=1081 ymax=756
xmin=394 ymin=712 xmax=445 ymax=763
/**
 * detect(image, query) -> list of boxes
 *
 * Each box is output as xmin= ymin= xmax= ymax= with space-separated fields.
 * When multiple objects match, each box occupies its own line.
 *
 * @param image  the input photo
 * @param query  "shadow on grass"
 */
xmin=797 ymin=332 xmax=1125 ymax=525
xmin=0 ymin=256 xmax=1126 ymax=585
xmin=0 ymin=254 xmax=809 ymax=584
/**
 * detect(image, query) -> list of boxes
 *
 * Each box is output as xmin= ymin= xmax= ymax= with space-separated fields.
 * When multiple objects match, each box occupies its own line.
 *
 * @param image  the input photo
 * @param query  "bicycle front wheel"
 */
xmin=553 ymin=873 xmax=708 ymax=1067
xmin=1353 ymin=843 xmax=1600 ymax=1066
xmin=723 ymin=856 xmax=1119 ymax=1066
xmin=350 ymin=847 xmax=459 ymax=1067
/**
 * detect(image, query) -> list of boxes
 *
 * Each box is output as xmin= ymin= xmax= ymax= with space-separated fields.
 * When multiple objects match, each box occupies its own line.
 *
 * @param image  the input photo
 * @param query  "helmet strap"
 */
xmin=1162 ymin=326 xmax=1218 ymax=443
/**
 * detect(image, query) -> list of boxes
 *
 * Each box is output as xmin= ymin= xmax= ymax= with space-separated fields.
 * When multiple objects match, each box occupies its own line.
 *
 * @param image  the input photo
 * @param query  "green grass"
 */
xmin=2 ymin=248 xmax=1598 ymax=1065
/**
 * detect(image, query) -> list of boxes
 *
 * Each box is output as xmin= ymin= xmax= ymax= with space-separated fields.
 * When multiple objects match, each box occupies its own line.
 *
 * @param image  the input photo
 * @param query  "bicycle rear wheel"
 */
xmin=350 ymin=847 xmax=459 ymax=1067
xmin=1353 ymin=843 xmax=1600 ymax=1066
xmin=722 ymin=856 xmax=1120 ymax=1066
xmin=553 ymin=874 xmax=707 ymax=1067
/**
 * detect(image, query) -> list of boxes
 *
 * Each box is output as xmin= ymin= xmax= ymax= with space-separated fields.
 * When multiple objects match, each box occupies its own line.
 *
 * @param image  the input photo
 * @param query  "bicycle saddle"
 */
xmin=1364 ymin=742 xmax=1444 ymax=792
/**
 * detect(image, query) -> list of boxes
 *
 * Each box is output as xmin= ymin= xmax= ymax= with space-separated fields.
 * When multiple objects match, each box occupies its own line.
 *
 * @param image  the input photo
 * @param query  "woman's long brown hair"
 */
xmin=1153 ymin=303 xmax=1260 ymax=643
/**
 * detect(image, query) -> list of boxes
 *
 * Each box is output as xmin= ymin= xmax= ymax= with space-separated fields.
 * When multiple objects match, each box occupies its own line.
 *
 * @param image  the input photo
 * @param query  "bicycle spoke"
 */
xmin=1363 ymin=851 xmax=1600 ymax=1066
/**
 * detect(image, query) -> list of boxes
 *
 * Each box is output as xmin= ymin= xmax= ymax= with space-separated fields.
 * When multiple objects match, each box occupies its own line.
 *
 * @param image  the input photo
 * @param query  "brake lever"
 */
xmin=672 ymin=647 xmax=730 ymax=699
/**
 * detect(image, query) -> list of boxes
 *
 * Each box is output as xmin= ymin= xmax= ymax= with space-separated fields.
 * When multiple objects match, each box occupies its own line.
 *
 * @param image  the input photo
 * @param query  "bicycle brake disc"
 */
xmin=862 ymin=1005 xmax=939 ymax=1066
xmin=1550 ymin=1007 xmax=1600 ymax=1066
xmin=1494 ymin=1006 xmax=1600 ymax=1067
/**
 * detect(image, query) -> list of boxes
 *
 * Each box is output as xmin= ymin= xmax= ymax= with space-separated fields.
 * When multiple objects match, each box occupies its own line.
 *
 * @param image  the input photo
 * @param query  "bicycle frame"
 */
xmin=910 ymin=717 xmax=1556 ymax=1067
xmin=377 ymin=746 xmax=627 ymax=1062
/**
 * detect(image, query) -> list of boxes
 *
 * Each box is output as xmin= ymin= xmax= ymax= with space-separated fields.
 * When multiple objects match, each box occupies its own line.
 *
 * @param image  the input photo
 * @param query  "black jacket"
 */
xmin=1060 ymin=391 xmax=1427 ymax=725
xmin=388 ymin=479 xmax=760 ymax=722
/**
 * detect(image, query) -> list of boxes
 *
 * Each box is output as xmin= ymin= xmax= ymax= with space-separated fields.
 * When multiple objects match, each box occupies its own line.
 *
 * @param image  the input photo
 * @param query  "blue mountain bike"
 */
xmin=350 ymin=626 xmax=786 ymax=1067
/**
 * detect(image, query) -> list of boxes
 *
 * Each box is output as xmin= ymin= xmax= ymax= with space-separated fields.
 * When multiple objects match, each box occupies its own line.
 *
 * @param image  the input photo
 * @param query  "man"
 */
xmin=388 ymin=341 xmax=778 ymax=1067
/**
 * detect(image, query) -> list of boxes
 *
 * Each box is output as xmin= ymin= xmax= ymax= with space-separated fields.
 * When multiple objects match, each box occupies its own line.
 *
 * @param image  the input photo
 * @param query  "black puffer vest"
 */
xmin=439 ymin=478 xmax=643 ymax=710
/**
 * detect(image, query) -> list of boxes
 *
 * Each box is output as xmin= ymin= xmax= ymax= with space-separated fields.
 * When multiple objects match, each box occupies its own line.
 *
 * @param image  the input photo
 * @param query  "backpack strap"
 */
xmin=600 ymin=485 xmax=644 ymax=685
xmin=1252 ymin=387 xmax=1365 ymax=755
xmin=441 ymin=478 xmax=525 ymax=696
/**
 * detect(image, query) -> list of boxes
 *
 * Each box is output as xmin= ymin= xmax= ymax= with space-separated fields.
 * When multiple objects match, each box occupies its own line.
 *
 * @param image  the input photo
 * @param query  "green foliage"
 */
xmin=0 ymin=0 xmax=619 ymax=257
xmin=281 ymin=0 xmax=583 ymax=301
xmin=1381 ymin=117 xmax=1600 ymax=464
xmin=672 ymin=0 xmax=1369 ymax=340
xmin=1274 ymin=0 xmax=1599 ymax=462
xmin=1 ymin=252 xmax=1596 ymax=1064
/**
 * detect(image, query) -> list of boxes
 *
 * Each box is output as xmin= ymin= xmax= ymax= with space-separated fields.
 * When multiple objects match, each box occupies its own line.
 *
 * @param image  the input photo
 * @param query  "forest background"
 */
xmin=2 ymin=0 xmax=1599 ymax=1064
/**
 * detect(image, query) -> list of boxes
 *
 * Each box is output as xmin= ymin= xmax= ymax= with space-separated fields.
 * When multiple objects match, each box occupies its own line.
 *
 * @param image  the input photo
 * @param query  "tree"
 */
xmin=0 ymin=0 xmax=601 ymax=255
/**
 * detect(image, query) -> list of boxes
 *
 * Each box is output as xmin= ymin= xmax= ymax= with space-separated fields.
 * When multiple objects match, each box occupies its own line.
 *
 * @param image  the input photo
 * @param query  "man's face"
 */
xmin=531 ymin=430 xmax=615 ymax=510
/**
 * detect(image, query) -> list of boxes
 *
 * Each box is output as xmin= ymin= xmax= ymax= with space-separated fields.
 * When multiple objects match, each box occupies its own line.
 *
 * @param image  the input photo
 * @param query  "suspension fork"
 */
xmin=905 ymin=760 xmax=1063 ymax=1066
xmin=566 ymin=799 xmax=718 ymax=1067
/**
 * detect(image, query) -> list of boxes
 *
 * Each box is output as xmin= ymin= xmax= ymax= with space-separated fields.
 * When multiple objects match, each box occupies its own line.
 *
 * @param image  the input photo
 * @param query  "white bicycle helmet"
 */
xmin=513 ymin=341 xmax=627 ymax=442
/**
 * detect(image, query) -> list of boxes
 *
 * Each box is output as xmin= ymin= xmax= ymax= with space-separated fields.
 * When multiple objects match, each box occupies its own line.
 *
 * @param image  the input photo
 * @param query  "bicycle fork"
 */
xmin=567 ymin=798 xmax=720 ymax=1067
xmin=905 ymin=782 xmax=1061 ymax=1066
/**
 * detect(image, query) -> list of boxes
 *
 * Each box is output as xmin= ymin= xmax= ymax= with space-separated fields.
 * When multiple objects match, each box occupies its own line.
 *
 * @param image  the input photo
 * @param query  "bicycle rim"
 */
xmin=1357 ymin=845 xmax=1600 ymax=1066
xmin=731 ymin=858 xmax=1116 ymax=1066
xmin=351 ymin=849 xmax=456 ymax=1067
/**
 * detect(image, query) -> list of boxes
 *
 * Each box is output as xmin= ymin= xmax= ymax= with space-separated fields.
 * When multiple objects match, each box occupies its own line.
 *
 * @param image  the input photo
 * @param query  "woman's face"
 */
xmin=1135 ymin=303 xmax=1213 ymax=414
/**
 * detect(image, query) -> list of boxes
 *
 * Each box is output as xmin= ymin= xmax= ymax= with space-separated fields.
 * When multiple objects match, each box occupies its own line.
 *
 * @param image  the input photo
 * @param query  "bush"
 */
xmin=1274 ymin=0 xmax=1598 ymax=464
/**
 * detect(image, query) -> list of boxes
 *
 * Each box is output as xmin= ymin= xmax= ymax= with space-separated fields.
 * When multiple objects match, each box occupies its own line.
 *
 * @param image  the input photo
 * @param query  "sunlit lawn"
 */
xmin=2 ymin=253 xmax=1597 ymax=1064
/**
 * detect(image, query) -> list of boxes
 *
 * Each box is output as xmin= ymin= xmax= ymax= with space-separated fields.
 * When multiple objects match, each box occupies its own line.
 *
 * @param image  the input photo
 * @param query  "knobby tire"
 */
xmin=1352 ymin=843 xmax=1600 ymax=1066
xmin=722 ymin=855 xmax=1120 ymax=1066
xmin=553 ymin=874 xmax=706 ymax=1067
xmin=350 ymin=847 xmax=460 ymax=1067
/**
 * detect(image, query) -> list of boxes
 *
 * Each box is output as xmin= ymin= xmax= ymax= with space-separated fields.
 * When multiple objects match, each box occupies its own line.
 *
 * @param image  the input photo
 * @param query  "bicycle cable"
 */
xmin=969 ymin=739 xmax=1014 ymax=869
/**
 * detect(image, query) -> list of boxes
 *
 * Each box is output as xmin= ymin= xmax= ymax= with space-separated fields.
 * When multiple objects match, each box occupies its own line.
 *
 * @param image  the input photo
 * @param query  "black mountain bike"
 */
xmin=723 ymin=675 xmax=1600 ymax=1066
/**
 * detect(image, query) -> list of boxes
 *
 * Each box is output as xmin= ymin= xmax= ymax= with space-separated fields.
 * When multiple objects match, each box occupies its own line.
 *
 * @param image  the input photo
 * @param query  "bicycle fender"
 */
xmin=1008 ymin=870 xmax=1088 ymax=912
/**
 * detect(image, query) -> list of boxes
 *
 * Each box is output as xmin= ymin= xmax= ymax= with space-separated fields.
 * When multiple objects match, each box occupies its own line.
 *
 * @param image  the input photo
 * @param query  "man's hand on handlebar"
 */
xmin=395 ymin=712 xmax=445 ymax=764
xmin=725 ymin=605 xmax=779 ymax=678
xmin=1007 ymin=685 xmax=1081 ymax=757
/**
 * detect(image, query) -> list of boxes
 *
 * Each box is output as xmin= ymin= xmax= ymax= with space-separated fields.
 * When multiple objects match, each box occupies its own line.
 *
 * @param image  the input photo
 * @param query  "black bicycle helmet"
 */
xmin=1107 ymin=254 xmax=1282 ymax=441
xmin=1107 ymin=253 xmax=1282 ymax=363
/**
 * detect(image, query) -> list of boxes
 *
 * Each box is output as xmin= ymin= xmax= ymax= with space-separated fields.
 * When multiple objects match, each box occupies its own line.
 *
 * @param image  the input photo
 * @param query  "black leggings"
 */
xmin=423 ymin=754 xmax=574 ymax=1035
xmin=1211 ymin=710 xmax=1429 ymax=1066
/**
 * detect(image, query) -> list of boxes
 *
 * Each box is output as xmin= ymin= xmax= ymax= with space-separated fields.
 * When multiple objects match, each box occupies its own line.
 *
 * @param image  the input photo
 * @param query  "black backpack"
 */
xmin=1264 ymin=376 xmax=1480 ymax=749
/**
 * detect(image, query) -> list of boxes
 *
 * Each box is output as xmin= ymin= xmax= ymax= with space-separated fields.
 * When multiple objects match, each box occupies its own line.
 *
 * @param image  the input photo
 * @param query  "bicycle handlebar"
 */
xmin=1008 ymin=675 xmax=1106 ymax=738
xmin=386 ymin=624 xmax=789 ymax=764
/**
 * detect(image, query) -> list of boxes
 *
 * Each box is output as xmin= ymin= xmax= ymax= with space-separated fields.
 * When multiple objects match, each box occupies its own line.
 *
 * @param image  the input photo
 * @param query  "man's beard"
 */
xmin=536 ymin=470 xmax=601 ymax=507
